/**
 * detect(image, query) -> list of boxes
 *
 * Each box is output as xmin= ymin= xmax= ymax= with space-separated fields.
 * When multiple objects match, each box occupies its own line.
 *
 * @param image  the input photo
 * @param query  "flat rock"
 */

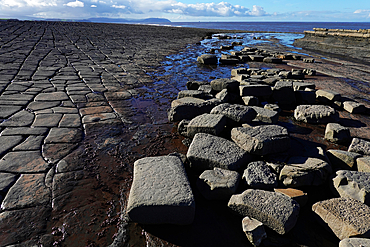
xmin=294 ymin=105 xmax=339 ymax=124
xmin=312 ymin=198 xmax=370 ymax=240
xmin=293 ymin=81 xmax=316 ymax=91
xmin=13 ymin=136 xmax=44 ymax=151
xmin=197 ymin=168 xmax=240 ymax=200
xmin=79 ymin=106 xmax=113 ymax=116
xmin=197 ymin=54 xmax=218 ymax=65
xmin=0 ymin=135 xmax=23 ymax=156
xmin=44 ymin=127 xmax=82 ymax=144
xmin=58 ymin=114 xmax=81 ymax=128
xmin=210 ymin=78 xmax=239 ymax=93
xmin=1 ymin=173 xmax=50 ymax=210
xmin=272 ymin=81 xmax=295 ymax=105
xmin=243 ymin=161 xmax=278 ymax=189
xmin=35 ymin=92 xmax=69 ymax=101
xmin=239 ymin=84 xmax=272 ymax=98
xmin=0 ymin=106 xmax=22 ymax=118
xmin=127 ymin=155 xmax=195 ymax=225
xmin=343 ymin=101 xmax=367 ymax=114
xmin=242 ymin=216 xmax=267 ymax=247
xmin=231 ymin=125 xmax=290 ymax=156
xmin=250 ymin=106 xmax=279 ymax=124
xmin=82 ymin=112 xmax=116 ymax=123
xmin=228 ymin=189 xmax=300 ymax=235
xmin=42 ymin=143 xmax=78 ymax=163
xmin=0 ymin=110 xmax=35 ymax=127
xmin=0 ymin=173 xmax=18 ymax=194
xmin=339 ymin=238 xmax=370 ymax=247
xmin=177 ymin=90 xmax=211 ymax=100
xmin=357 ymin=156 xmax=370 ymax=172
xmin=187 ymin=133 xmax=252 ymax=171
xmin=0 ymin=127 xmax=48 ymax=136
xmin=348 ymin=138 xmax=370 ymax=155
xmin=186 ymin=113 xmax=227 ymax=138
xmin=315 ymin=89 xmax=341 ymax=103
xmin=326 ymin=150 xmax=361 ymax=170
xmin=32 ymin=113 xmax=63 ymax=127
xmin=27 ymin=101 xmax=61 ymax=111
xmin=324 ymin=123 xmax=351 ymax=144
xmin=280 ymin=157 xmax=332 ymax=187
xmin=274 ymin=188 xmax=308 ymax=207
xmin=333 ymin=170 xmax=370 ymax=205
xmin=0 ymin=151 xmax=50 ymax=173
xmin=210 ymin=103 xmax=257 ymax=124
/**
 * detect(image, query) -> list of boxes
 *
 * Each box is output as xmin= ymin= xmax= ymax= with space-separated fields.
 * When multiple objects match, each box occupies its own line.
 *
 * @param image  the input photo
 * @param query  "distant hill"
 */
xmin=87 ymin=17 xmax=171 ymax=24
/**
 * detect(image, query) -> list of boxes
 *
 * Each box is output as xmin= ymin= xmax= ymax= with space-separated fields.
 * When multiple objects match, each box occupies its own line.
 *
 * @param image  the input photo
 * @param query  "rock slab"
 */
xmin=294 ymin=105 xmax=339 ymax=124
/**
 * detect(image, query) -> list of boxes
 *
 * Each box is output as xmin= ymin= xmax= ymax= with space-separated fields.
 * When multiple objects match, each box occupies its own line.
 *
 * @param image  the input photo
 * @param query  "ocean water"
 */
xmin=170 ymin=21 xmax=370 ymax=33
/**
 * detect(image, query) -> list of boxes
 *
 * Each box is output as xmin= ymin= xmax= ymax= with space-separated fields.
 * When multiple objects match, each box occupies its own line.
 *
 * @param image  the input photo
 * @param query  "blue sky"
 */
xmin=1 ymin=0 xmax=370 ymax=22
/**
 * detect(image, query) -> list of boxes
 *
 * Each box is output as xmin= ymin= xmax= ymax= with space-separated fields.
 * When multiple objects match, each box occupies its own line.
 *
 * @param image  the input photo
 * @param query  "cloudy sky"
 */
xmin=1 ymin=0 xmax=370 ymax=21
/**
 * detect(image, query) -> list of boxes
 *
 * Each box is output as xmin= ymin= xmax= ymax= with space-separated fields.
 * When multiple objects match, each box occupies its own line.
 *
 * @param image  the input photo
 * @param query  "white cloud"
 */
xmin=91 ymin=4 xmax=97 ymax=7
xmin=1 ymin=0 xmax=57 ymax=8
xmin=64 ymin=0 xmax=84 ymax=7
xmin=112 ymin=5 xmax=126 ymax=9
xmin=248 ymin=5 xmax=267 ymax=16
xmin=354 ymin=9 xmax=370 ymax=14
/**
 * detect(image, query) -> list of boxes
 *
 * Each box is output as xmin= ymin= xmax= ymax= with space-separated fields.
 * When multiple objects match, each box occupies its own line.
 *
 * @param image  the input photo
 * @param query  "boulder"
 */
xmin=197 ymin=168 xmax=240 ymax=200
xmin=348 ymin=138 xmax=370 ymax=155
xmin=242 ymin=216 xmax=267 ymax=247
xmin=326 ymin=150 xmax=361 ymax=170
xmin=210 ymin=103 xmax=257 ymax=124
xmin=231 ymin=68 xmax=249 ymax=77
xmin=315 ymin=89 xmax=341 ymax=104
xmin=250 ymin=106 xmax=279 ymax=124
xmin=242 ymin=96 xmax=259 ymax=106
xmin=215 ymin=89 xmax=230 ymax=103
xmin=274 ymin=188 xmax=308 ymax=207
xmin=239 ymin=84 xmax=272 ymax=98
xmin=228 ymin=189 xmax=300 ymax=235
xmin=263 ymin=57 xmax=282 ymax=63
xmin=177 ymin=119 xmax=190 ymax=137
xmin=186 ymin=113 xmax=227 ymax=138
xmin=197 ymin=54 xmax=218 ymax=65
xmin=210 ymin=78 xmax=239 ymax=93
xmin=312 ymin=198 xmax=370 ymax=240
xmin=231 ymin=125 xmax=290 ymax=156
xmin=186 ymin=80 xmax=209 ymax=90
xmin=343 ymin=101 xmax=367 ymax=114
xmin=294 ymin=105 xmax=339 ymax=124
xmin=357 ymin=156 xmax=370 ymax=172
xmin=293 ymin=81 xmax=316 ymax=91
xmin=187 ymin=133 xmax=252 ymax=171
xmin=324 ymin=123 xmax=351 ymax=144
xmin=272 ymin=81 xmax=296 ymax=105
xmin=127 ymin=156 xmax=195 ymax=225
xmin=279 ymin=157 xmax=332 ymax=187
xmin=339 ymin=238 xmax=370 ymax=247
xmin=295 ymin=90 xmax=316 ymax=105
xmin=242 ymin=161 xmax=278 ymax=189
xmin=177 ymin=90 xmax=212 ymax=100
xmin=333 ymin=170 xmax=370 ymax=205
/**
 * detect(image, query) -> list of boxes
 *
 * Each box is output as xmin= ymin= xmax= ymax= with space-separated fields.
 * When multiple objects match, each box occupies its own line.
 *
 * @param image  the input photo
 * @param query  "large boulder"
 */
xmin=294 ymin=105 xmax=339 ymax=124
xmin=210 ymin=78 xmax=239 ymax=93
xmin=197 ymin=54 xmax=218 ymax=65
xmin=312 ymin=198 xmax=370 ymax=240
xmin=127 ymin=156 xmax=195 ymax=225
xmin=326 ymin=150 xmax=361 ymax=170
xmin=228 ymin=189 xmax=300 ymax=235
xmin=197 ymin=168 xmax=240 ymax=200
xmin=239 ymin=84 xmax=272 ymax=99
xmin=242 ymin=161 xmax=278 ymax=189
xmin=333 ymin=170 xmax=370 ymax=205
xmin=272 ymin=81 xmax=296 ymax=105
xmin=231 ymin=125 xmax=290 ymax=156
xmin=348 ymin=138 xmax=370 ymax=155
xmin=210 ymin=103 xmax=257 ymax=124
xmin=186 ymin=113 xmax=227 ymax=138
xmin=279 ymin=157 xmax=332 ymax=187
xmin=315 ymin=89 xmax=341 ymax=104
xmin=187 ymin=133 xmax=252 ymax=171
xmin=324 ymin=123 xmax=351 ymax=144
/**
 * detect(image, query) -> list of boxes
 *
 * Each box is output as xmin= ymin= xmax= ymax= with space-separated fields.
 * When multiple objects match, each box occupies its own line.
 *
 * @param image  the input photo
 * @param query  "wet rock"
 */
xmin=324 ymin=123 xmax=351 ymax=144
xmin=44 ymin=127 xmax=82 ymax=144
xmin=339 ymin=238 xmax=370 ymax=247
xmin=272 ymin=81 xmax=295 ymax=105
xmin=231 ymin=125 xmax=290 ymax=156
xmin=220 ymin=57 xmax=239 ymax=65
xmin=228 ymin=189 xmax=300 ymax=235
xmin=251 ymin=106 xmax=279 ymax=124
xmin=104 ymin=91 xmax=132 ymax=101
xmin=333 ymin=170 xmax=370 ymax=205
xmin=242 ymin=216 xmax=267 ymax=247
xmin=0 ymin=151 xmax=50 ymax=173
xmin=243 ymin=161 xmax=278 ymax=189
xmin=197 ymin=168 xmax=240 ymax=200
xmin=197 ymin=54 xmax=218 ymax=65
xmin=326 ymin=150 xmax=361 ymax=170
xmin=312 ymin=198 xmax=370 ymax=240
xmin=210 ymin=78 xmax=239 ymax=93
xmin=186 ymin=113 xmax=227 ymax=138
xmin=274 ymin=188 xmax=308 ymax=207
xmin=210 ymin=103 xmax=257 ymax=124
xmin=348 ymin=138 xmax=370 ymax=155
xmin=294 ymin=105 xmax=339 ymax=124
xmin=42 ymin=143 xmax=78 ymax=163
xmin=0 ymin=110 xmax=35 ymax=127
xmin=187 ymin=133 xmax=252 ymax=171
xmin=343 ymin=101 xmax=367 ymax=114
xmin=177 ymin=90 xmax=212 ymax=100
xmin=239 ymin=84 xmax=272 ymax=98
xmin=242 ymin=96 xmax=259 ymax=106
xmin=315 ymin=89 xmax=341 ymax=104
xmin=357 ymin=156 xmax=370 ymax=172
xmin=127 ymin=156 xmax=195 ymax=225
xmin=280 ymin=157 xmax=332 ymax=187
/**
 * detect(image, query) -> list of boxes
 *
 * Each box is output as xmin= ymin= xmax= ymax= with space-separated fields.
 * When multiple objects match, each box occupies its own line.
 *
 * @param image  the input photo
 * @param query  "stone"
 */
xmin=274 ymin=188 xmax=308 ymax=207
xmin=280 ymin=157 xmax=332 ymax=187
xmin=263 ymin=57 xmax=282 ymax=63
xmin=197 ymin=54 xmax=218 ymax=65
xmin=293 ymin=81 xmax=316 ymax=91
xmin=348 ymin=138 xmax=370 ymax=155
xmin=231 ymin=125 xmax=290 ymax=156
xmin=231 ymin=68 xmax=249 ymax=77
xmin=177 ymin=119 xmax=190 ymax=137
xmin=0 ymin=151 xmax=50 ymax=173
xmin=303 ymin=68 xmax=316 ymax=76
xmin=186 ymin=113 xmax=227 ymax=138
xmin=104 ymin=91 xmax=132 ymax=101
xmin=303 ymin=58 xmax=315 ymax=63
xmin=294 ymin=90 xmax=316 ymax=105
xmin=197 ymin=168 xmax=240 ymax=200
xmin=79 ymin=106 xmax=113 ymax=116
xmin=326 ymin=150 xmax=361 ymax=170
xmin=13 ymin=136 xmax=44 ymax=151
xmin=58 ymin=114 xmax=81 ymax=127
xmin=42 ymin=143 xmax=78 ymax=163
xmin=210 ymin=103 xmax=257 ymax=124
xmin=239 ymin=84 xmax=272 ymax=98
xmin=210 ymin=78 xmax=239 ymax=93
xmin=249 ymin=55 xmax=265 ymax=62
xmin=343 ymin=101 xmax=367 ymax=114
xmin=0 ymin=106 xmax=22 ymax=118
xmin=272 ymin=81 xmax=296 ymax=105
xmin=228 ymin=189 xmax=300 ymax=235
xmin=312 ymin=198 xmax=370 ymax=240
xmin=339 ymin=238 xmax=370 ymax=247
xmin=357 ymin=156 xmax=370 ymax=172
xmin=333 ymin=170 xmax=370 ymax=205
xmin=0 ymin=127 xmax=48 ymax=136
xmin=250 ymin=106 xmax=279 ymax=124
xmin=325 ymin=123 xmax=351 ymax=143
xmin=32 ymin=113 xmax=63 ymax=127
xmin=294 ymin=105 xmax=339 ymax=124
xmin=242 ymin=161 xmax=278 ymax=189
xmin=187 ymin=133 xmax=252 ymax=171
xmin=177 ymin=90 xmax=211 ymax=100
xmin=0 ymin=173 xmax=18 ymax=194
xmin=242 ymin=96 xmax=259 ymax=106
xmin=44 ymin=127 xmax=82 ymax=144
xmin=35 ymin=92 xmax=69 ymax=101
xmin=215 ymin=89 xmax=230 ymax=103
xmin=69 ymin=94 xmax=87 ymax=103
xmin=242 ymin=216 xmax=267 ymax=247
xmin=186 ymin=80 xmax=209 ymax=90
xmin=27 ymin=101 xmax=60 ymax=111
xmin=0 ymin=136 xmax=23 ymax=156
xmin=315 ymin=89 xmax=341 ymax=104
xmin=127 ymin=156 xmax=195 ymax=225
xmin=279 ymin=71 xmax=292 ymax=79
xmin=82 ymin=112 xmax=116 ymax=123
xmin=1 ymin=173 xmax=50 ymax=210
xmin=52 ymin=106 xmax=78 ymax=114
xmin=0 ymin=110 xmax=35 ymax=127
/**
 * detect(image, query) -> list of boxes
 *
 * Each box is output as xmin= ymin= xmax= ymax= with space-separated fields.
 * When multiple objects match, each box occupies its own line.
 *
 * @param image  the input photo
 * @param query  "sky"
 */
xmin=1 ymin=0 xmax=370 ymax=22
